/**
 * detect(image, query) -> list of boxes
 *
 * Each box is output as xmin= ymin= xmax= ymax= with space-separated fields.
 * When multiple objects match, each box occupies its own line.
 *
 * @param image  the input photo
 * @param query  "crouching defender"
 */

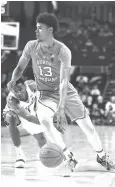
xmin=3 ymin=78 xmax=77 ymax=170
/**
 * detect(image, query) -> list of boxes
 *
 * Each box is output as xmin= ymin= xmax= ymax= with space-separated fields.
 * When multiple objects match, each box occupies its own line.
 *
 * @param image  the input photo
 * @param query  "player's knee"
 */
xmin=5 ymin=111 xmax=19 ymax=126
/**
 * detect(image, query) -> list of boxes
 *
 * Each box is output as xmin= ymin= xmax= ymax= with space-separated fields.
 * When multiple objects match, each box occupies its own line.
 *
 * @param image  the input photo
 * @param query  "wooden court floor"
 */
xmin=1 ymin=125 xmax=115 ymax=187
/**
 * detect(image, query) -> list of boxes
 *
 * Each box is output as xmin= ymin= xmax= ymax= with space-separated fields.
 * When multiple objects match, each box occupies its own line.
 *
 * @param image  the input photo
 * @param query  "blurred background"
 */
xmin=1 ymin=1 xmax=115 ymax=126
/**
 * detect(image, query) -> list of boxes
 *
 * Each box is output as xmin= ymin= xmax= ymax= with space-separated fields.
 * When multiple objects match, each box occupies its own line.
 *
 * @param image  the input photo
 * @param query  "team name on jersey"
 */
xmin=36 ymin=76 xmax=58 ymax=82
xmin=37 ymin=59 xmax=51 ymax=66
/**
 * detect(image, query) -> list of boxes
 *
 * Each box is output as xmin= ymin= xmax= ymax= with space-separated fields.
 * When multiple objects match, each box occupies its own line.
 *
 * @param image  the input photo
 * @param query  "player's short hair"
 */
xmin=15 ymin=78 xmax=25 ymax=85
xmin=36 ymin=12 xmax=59 ymax=33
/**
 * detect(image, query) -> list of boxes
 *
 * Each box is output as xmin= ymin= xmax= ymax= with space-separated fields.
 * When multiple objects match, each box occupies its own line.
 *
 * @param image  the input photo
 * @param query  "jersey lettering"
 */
xmin=38 ymin=66 xmax=52 ymax=77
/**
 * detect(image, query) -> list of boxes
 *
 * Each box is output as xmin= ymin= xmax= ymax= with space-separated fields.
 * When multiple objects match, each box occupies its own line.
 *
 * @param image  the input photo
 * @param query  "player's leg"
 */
xmin=4 ymin=111 xmax=25 ymax=168
xmin=33 ymin=133 xmax=47 ymax=148
xmin=76 ymin=113 xmax=104 ymax=155
xmin=66 ymin=84 xmax=115 ymax=171
xmin=19 ymin=117 xmax=47 ymax=150
xmin=33 ymin=133 xmax=47 ymax=160
xmin=66 ymin=85 xmax=103 ymax=153
xmin=75 ymin=114 xmax=115 ymax=171
xmin=36 ymin=100 xmax=77 ymax=171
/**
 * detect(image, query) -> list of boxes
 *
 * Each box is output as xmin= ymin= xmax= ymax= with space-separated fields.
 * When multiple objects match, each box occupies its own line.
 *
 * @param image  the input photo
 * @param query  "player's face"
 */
xmin=36 ymin=23 xmax=52 ymax=41
xmin=12 ymin=83 xmax=27 ymax=101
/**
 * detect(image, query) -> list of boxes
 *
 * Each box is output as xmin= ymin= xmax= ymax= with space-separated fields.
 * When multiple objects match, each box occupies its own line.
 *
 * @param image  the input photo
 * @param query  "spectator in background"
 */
xmin=91 ymin=85 xmax=100 ymax=103
xmin=105 ymin=96 xmax=115 ymax=125
xmin=79 ymin=92 xmax=88 ymax=106
xmin=91 ymin=103 xmax=101 ymax=125
xmin=76 ymin=74 xmax=89 ymax=90
xmin=103 ymin=23 xmax=113 ymax=37
xmin=98 ymin=27 xmax=106 ymax=37
xmin=83 ymin=85 xmax=90 ymax=95
xmin=97 ymin=95 xmax=105 ymax=121
xmin=86 ymin=95 xmax=93 ymax=113
xmin=97 ymin=95 xmax=105 ymax=111
xmin=105 ymin=96 xmax=115 ymax=115
xmin=76 ymin=75 xmax=89 ymax=84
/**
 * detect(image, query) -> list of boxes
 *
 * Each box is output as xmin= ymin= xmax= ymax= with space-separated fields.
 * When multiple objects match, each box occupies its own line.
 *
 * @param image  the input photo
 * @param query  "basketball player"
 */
xmin=7 ymin=13 xmax=115 ymax=171
xmin=4 ymin=78 xmax=77 ymax=170
xmin=3 ymin=78 xmax=47 ymax=168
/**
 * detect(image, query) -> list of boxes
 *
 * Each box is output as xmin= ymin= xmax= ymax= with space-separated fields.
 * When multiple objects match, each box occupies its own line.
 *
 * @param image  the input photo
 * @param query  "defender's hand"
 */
xmin=7 ymin=80 xmax=16 ymax=91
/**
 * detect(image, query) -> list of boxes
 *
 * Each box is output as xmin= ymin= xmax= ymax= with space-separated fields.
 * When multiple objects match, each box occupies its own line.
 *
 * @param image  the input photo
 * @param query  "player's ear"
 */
xmin=49 ymin=27 xmax=53 ymax=34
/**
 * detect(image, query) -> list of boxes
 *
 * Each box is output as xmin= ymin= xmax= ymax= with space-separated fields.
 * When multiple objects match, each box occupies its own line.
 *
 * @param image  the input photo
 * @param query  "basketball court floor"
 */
xmin=1 ymin=125 xmax=115 ymax=187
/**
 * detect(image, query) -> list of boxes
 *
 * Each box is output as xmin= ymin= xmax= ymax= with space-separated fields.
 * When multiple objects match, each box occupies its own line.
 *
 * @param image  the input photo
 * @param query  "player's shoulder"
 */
xmin=25 ymin=40 xmax=38 ymax=49
xmin=55 ymin=39 xmax=71 ymax=52
xmin=55 ymin=40 xmax=71 ymax=60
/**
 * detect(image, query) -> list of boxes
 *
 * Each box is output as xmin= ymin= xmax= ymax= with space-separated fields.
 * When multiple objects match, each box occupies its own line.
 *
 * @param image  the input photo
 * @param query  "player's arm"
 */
xmin=59 ymin=45 xmax=71 ymax=109
xmin=7 ymin=41 xmax=34 ymax=91
xmin=7 ymin=96 xmax=40 ymax=125
xmin=53 ymin=45 xmax=71 ymax=133
xmin=11 ymin=42 xmax=33 ymax=81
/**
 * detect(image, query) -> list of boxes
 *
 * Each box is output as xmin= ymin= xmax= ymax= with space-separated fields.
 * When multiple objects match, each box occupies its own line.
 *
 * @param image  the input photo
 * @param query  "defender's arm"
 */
xmin=7 ymin=95 xmax=40 ymax=125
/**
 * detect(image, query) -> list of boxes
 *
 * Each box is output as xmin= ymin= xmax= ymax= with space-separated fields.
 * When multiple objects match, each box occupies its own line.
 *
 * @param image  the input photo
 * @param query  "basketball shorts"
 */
xmin=3 ymin=110 xmax=46 ymax=135
xmin=65 ymin=83 xmax=89 ymax=122
xmin=37 ymin=83 xmax=89 ymax=122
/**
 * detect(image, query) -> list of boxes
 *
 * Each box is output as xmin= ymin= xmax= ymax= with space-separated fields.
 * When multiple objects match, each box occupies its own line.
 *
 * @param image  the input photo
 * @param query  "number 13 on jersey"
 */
xmin=38 ymin=66 xmax=52 ymax=77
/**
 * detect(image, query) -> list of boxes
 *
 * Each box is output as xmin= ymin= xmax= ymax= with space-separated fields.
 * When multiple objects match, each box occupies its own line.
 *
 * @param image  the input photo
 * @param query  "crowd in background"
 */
xmin=58 ymin=17 xmax=115 ymax=65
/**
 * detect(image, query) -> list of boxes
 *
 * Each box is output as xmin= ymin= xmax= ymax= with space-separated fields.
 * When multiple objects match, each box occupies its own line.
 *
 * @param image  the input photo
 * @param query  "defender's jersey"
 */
xmin=3 ymin=83 xmax=38 ymax=116
xmin=20 ymin=39 xmax=71 ymax=97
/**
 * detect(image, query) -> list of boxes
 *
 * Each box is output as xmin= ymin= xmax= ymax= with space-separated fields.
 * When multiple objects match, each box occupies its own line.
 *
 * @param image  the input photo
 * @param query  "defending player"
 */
xmin=4 ymin=78 xmax=77 ymax=170
xmin=3 ymin=79 xmax=47 ymax=168
xmin=7 ymin=13 xmax=115 ymax=171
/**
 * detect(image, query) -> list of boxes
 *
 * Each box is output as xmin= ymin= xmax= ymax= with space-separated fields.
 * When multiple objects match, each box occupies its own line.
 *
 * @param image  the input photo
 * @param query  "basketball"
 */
xmin=39 ymin=143 xmax=64 ymax=168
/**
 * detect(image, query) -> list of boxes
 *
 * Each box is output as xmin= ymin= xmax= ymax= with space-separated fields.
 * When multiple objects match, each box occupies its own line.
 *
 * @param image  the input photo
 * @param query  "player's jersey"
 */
xmin=18 ymin=41 xmax=89 ymax=121
xmin=20 ymin=39 xmax=71 ymax=100
xmin=3 ymin=82 xmax=38 ymax=116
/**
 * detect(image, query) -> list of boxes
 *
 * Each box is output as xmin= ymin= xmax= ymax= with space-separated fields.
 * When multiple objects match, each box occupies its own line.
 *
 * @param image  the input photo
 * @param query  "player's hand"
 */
xmin=53 ymin=107 xmax=66 ymax=134
xmin=7 ymin=80 xmax=16 ymax=91
xmin=7 ymin=95 xmax=19 ymax=109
